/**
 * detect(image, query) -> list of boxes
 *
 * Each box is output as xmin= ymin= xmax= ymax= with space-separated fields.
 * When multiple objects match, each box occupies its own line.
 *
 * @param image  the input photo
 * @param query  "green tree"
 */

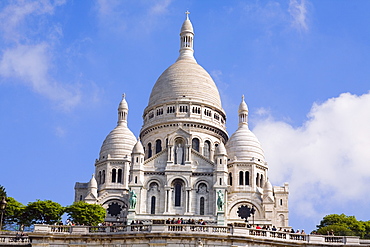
xmin=22 ymin=200 xmax=64 ymax=226
xmin=3 ymin=197 xmax=25 ymax=228
xmin=65 ymin=201 xmax=106 ymax=226
xmin=317 ymin=214 xmax=367 ymax=238
xmin=0 ymin=185 xmax=6 ymax=198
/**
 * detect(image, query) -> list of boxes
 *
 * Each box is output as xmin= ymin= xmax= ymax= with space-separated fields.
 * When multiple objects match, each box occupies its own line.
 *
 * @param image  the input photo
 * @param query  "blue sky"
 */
xmin=1 ymin=0 xmax=370 ymax=232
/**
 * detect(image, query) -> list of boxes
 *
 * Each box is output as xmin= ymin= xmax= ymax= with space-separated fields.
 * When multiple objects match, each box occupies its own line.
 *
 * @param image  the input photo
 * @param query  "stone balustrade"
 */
xmin=0 ymin=234 xmax=30 ymax=245
xmin=32 ymin=224 xmax=361 ymax=245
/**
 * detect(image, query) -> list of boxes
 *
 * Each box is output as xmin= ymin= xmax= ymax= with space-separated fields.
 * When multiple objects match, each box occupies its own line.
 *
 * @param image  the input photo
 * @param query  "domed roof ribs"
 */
xmin=177 ymin=11 xmax=196 ymax=62
xmin=118 ymin=93 xmax=128 ymax=126
xmin=238 ymin=95 xmax=249 ymax=127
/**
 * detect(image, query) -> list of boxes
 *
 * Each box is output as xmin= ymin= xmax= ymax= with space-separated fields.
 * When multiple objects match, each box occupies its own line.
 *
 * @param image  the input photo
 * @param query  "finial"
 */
xmin=242 ymin=95 xmax=245 ymax=101
xmin=185 ymin=10 xmax=190 ymax=20
xmin=122 ymin=93 xmax=126 ymax=99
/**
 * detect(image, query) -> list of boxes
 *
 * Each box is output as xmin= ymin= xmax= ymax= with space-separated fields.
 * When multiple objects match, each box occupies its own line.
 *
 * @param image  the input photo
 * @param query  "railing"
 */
xmin=33 ymin=224 xmax=361 ymax=245
xmin=325 ymin=236 xmax=344 ymax=243
xmin=0 ymin=235 xmax=30 ymax=245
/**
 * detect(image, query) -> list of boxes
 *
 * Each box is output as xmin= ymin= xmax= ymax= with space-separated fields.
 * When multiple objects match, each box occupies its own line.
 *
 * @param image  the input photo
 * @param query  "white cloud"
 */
xmin=0 ymin=0 xmax=82 ymax=111
xmin=289 ymin=0 xmax=309 ymax=32
xmin=253 ymin=92 xmax=370 ymax=218
xmin=0 ymin=43 xmax=81 ymax=110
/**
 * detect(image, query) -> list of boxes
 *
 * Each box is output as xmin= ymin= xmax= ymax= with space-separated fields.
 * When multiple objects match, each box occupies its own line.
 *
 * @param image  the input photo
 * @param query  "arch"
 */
xmin=279 ymin=214 xmax=285 ymax=227
xmin=256 ymin=173 xmax=259 ymax=187
xmin=192 ymin=138 xmax=200 ymax=152
xmin=245 ymin=171 xmax=250 ymax=185
xmin=117 ymin=169 xmax=122 ymax=183
xmin=102 ymin=170 xmax=105 ymax=184
xmin=174 ymin=138 xmax=185 ymax=165
xmin=228 ymin=172 xmax=232 ymax=186
xmin=98 ymin=171 xmax=102 ymax=185
xmin=197 ymin=182 xmax=208 ymax=193
xmin=200 ymin=197 xmax=205 ymax=215
xmin=260 ymin=174 xmax=264 ymax=188
xmin=151 ymin=196 xmax=156 ymax=214
xmin=155 ymin=139 xmax=162 ymax=154
xmin=172 ymin=179 xmax=185 ymax=207
xmin=203 ymin=140 xmax=211 ymax=159
xmin=147 ymin=142 xmax=152 ymax=158
xmin=112 ymin=169 xmax=116 ymax=183
xmin=149 ymin=181 xmax=159 ymax=191
xmin=239 ymin=171 xmax=244 ymax=185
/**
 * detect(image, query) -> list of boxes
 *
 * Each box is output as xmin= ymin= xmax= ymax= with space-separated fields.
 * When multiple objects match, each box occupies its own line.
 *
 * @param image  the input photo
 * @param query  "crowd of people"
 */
xmin=165 ymin=218 xmax=206 ymax=225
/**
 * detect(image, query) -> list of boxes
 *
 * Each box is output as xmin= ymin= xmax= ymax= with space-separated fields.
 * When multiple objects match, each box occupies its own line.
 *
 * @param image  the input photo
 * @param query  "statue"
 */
xmin=129 ymin=190 xmax=137 ymax=209
xmin=217 ymin=190 xmax=224 ymax=211
xmin=175 ymin=144 xmax=184 ymax=165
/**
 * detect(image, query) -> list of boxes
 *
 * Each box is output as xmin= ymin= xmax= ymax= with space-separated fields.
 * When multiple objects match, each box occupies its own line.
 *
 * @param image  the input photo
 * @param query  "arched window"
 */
xmin=151 ymin=196 xmax=156 ymax=214
xmin=280 ymin=199 xmax=283 ymax=206
xmin=192 ymin=138 xmax=200 ymax=152
xmin=256 ymin=173 xmax=260 ymax=187
xmin=102 ymin=170 xmax=105 ymax=184
xmin=279 ymin=214 xmax=285 ymax=226
xmin=174 ymin=180 xmax=182 ymax=207
xmin=155 ymin=139 xmax=162 ymax=154
xmin=135 ymin=176 xmax=138 ymax=184
xmin=117 ymin=169 xmax=122 ymax=183
xmin=260 ymin=174 xmax=264 ymax=188
xmin=79 ymin=195 xmax=83 ymax=201
xmin=200 ymin=197 xmax=205 ymax=215
xmin=112 ymin=169 xmax=116 ymax=183
xmin=239 ymin=171 xmax=244 ymax=185
xmin=219 ymin=178 xmax=222 ymax=185
xmin=147 ymin=143 xmax=152 ymax=158
xmin=98 ymin=171 xmax=102 ymax=184
xmin=245 ymin=171 xmax=250 ymax=185
xmin=228 ymin=173 xmax=232 ymax=186
xmin=204 ymin=140 xmax=210 ymax=159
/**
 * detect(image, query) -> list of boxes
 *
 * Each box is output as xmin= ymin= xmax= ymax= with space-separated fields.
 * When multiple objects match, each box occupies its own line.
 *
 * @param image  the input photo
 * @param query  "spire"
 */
xmin=238 ymin=95 xmax=249 ymax=127
xmin=118 ymin=93 xmax=128 ymax=126
xmin=177 ymin=11 xmax=195 ymax=61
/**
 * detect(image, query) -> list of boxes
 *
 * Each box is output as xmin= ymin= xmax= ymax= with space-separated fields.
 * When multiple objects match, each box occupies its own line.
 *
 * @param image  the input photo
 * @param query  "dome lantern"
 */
xmin=178 ymin=11 xmax=195 ymax=61
xmin=238 ymin=95 xmax=249 ymax=127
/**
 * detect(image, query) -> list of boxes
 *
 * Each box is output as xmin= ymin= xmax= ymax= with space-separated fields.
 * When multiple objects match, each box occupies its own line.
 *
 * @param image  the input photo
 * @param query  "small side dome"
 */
xmin=215 ymin=142 xmax=227 ymax=156
xmin=132 ymin=138 xmax=144 ymax=154
xmin=88 ymin=174 xmax=97 ymax=189
xmin=99 ymin=126 xmax=136 ymax=159
xmin=264 ymin=179 xmax=273 ymax=192
xmin=226 ymin=124 xmax=265 ymax=163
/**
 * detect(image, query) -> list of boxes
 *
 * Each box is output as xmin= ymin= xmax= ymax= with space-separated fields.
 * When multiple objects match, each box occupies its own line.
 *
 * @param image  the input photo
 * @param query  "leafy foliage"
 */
xmin=317 ymin=214 xmax=370 ymax=238
xmin=65 ymin=201 xmax=106 ymax=226
xmin=0 ymin=185 xmax=6 ymax=199
xmin=22 ymin=200 xmax=64 ymax=226
xmin=3 ymin=197 xmax=25 ymax=227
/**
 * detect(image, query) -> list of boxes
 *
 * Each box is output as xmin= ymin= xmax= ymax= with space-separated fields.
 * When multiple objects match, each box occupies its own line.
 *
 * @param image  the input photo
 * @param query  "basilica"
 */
xmin=74 ymin=13 xmax=289 ymax=229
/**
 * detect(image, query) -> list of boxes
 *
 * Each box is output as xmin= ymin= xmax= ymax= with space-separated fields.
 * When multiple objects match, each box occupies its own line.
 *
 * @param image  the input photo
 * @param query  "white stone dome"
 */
xmin=99 ymin=125 xmax=136 ymax=159
xmin=99 ymin=95 xmax=136 ymax=159
xmin=147 ymin=58 xmax=223 ymax=110
xmin=132 ymin=138 xmax=144 ymax=154
xmin=226 ymin=124 xmax=265 ymax=163
xmin=215 ymin=141 xmax=227 ymax=155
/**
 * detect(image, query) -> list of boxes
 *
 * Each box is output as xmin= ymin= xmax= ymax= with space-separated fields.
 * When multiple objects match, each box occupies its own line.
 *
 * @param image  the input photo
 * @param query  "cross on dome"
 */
xmin=185 ymin=10 xmax=190 ymax=19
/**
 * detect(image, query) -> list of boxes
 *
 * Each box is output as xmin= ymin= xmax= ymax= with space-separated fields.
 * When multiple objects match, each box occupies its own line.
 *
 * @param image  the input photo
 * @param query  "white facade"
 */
xmin=75 ymin=13 xmax=289 ymax=228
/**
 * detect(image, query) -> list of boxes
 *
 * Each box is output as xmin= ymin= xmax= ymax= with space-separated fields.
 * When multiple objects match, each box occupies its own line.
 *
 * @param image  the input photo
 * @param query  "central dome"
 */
xmin=148 ymin=58 xmax=222 ymax=109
